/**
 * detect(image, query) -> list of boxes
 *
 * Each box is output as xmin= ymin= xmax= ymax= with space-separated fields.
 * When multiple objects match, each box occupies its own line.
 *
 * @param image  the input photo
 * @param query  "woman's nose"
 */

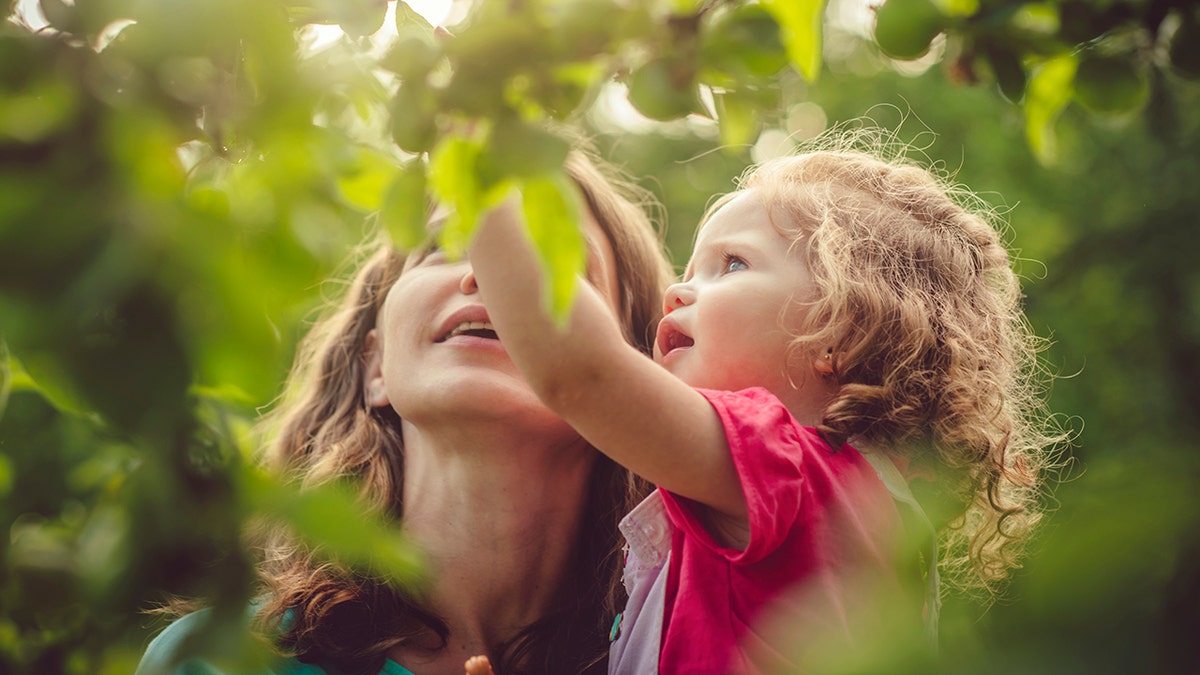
xmin=459 ymin=266 xmax=479 ymax=294
xmin=663 ymin=281 xmax=694 ymax=314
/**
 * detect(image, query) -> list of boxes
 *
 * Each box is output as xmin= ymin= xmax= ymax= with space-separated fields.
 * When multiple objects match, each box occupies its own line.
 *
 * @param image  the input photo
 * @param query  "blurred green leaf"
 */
xmin=715 ymin=90 xmax=761 ymax=148
xmin=337 ymin=147 xmax=397 ymax=212
xmin=483 ymin=118 xmax=571 ymax=179
xmin=429 ymin=133 xmax=487 ymax=258
xmin=239 ymin=467 xmax=425 ymax=587
xmin=1073 ymin=52 xmax=1148 ymax=116
xmin=521 ymin=172 xmax=584 ymax=324
xmin=1024 ymin=53 xmax=1077 ymax=164
xmin=0 ymin=341 xmax=10 ymax=422
xmin=702 ymin=4 xmax=789 ymax=80
xmin=380 ymin=159 xmax=429 ymax=250
xmin=285 ymin=0 xmax=387 ymax=37
xmin=0 ymin=453 xmax=13 ymax=498
xmin=0 ymin=78 xmax=77 ymax=143
xmin=984 ymin=43 xmax=1026 ymax=103
xmin=382 ymin=31 xmax=441 ymax=79
xmin=391 ymin=81 xmax=439 ymax=154
xmin=395 ymin=0 xmax=436 ymax=35
xmin=627 ymin=57 xmax=700 ymax=121
xmin=761 ymin=0 xmax=825 ymax=81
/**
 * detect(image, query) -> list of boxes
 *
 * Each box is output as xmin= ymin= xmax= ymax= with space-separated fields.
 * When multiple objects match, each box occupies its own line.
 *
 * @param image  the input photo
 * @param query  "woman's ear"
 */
xmin=362 ymin=329 xmax=389 ymax=408
xmin=814 ymin=348 xmax=836 ymax=379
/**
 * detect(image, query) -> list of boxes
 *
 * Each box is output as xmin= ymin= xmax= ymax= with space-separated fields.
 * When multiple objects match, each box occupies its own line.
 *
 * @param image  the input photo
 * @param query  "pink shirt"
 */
xmin=653 ymin=387 xmax=909 ymax=674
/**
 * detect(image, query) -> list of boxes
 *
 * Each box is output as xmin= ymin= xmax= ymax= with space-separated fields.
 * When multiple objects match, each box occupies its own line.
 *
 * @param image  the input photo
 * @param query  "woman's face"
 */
xmin=364 ymin=201 xmax=622 ymax=429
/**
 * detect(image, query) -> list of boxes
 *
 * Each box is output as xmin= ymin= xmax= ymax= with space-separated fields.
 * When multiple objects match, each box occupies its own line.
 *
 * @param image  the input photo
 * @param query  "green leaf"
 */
xmin=342 ymin=0 xmax=389 ymax=38
xmin=284 ymin=0 xmax=386 ymax=35
xmin=984 ymin=43 xmax=1027 ymax=103
xmin=483 ymin=119 xmax=570 ymax=179
xmin=380 ymin=160 xmax=429 ymax=250
xmin=382 ymin=32 xmax=441 ymax=79
xmin=337 ymin=148 xmax=397 ymax=212
xmin=239 ymin=466 xmax=425 ymax=586
xmin=391 ymin=81 xmax=440 ymax=154
xmin=1024 ymin=54 xmax=1078 ymax=165
xmin=761 ymin=0 xmax=825 ymax=82
xmin=1073 ymin=53 xmax=1148 ymax=115
xmin=0 ymin=340 xmax=10 ymax=422
xmin=702 ymin=4 xmax=789 ymax=80
xmin=395 ymin=0 xmax=436 ymax=34
xmin=715 ymin=91 xmax=761 ymax=148
xmin=520 ymin=173 xmax=584 ymax=324
xmin=429 ymin=134 xmax=486 ymax=258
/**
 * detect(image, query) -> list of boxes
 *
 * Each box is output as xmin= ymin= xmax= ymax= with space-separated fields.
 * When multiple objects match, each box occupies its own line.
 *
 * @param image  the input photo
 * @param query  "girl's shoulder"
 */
xmin=695 ymin=386 xmax=825 ymax=446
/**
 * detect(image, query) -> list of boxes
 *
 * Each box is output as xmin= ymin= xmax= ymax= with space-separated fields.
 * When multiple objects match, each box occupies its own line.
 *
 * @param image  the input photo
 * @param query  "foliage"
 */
xmin=1 ymin=0 xmax=1198 ymax=673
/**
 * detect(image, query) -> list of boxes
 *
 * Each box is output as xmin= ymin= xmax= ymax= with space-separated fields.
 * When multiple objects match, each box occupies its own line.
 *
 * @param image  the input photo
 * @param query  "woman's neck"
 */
xmin=389 ymin=418 xmax=595 ymax=673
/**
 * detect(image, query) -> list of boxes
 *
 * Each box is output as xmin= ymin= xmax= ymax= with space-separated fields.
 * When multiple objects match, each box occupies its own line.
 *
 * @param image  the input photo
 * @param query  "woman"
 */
xmin=136 ymin=149 xmax=676 ymax=675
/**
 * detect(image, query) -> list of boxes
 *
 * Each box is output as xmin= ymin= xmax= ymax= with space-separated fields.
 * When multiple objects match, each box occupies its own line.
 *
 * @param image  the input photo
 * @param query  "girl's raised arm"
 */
xmin=468 ymin=195 xmax=747 ymax=526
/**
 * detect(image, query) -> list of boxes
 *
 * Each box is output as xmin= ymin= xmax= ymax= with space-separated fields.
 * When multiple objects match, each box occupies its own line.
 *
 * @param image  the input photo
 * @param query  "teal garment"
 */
xmin=135 ymin=609 xmax=416 ymax=675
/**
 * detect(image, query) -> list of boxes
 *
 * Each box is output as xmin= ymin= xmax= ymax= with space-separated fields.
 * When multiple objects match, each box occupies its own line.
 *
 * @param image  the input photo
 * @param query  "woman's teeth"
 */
xmin=443 ymin=321 xmax=497 ymax=340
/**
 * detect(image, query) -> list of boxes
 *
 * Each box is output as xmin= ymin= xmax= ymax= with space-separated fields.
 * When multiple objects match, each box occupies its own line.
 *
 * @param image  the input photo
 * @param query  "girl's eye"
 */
xmin=722 ymin=254 xmax=748 ymax=274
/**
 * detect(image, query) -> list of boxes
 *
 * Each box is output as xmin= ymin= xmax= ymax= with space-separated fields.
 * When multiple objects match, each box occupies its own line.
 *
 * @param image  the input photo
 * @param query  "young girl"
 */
xmin=467 ymin=130 xmax=1061 ymax=674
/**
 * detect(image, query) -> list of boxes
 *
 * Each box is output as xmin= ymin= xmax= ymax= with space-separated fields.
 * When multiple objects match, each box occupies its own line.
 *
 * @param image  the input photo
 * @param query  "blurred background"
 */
xmin=1 ymin=0 xmax=1198 ymax=673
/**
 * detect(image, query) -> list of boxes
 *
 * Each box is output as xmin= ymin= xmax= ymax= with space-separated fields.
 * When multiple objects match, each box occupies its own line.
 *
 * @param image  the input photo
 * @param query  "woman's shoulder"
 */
xmin=134 ymin=608 xmax=330 ymax=675
xmin=136 ymin=609 xmax=215 ymax=675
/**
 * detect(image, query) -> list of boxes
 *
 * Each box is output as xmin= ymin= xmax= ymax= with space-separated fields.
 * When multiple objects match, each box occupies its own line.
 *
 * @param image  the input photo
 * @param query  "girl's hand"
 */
xmin=465 ymin=655 xmax=494 ymax=675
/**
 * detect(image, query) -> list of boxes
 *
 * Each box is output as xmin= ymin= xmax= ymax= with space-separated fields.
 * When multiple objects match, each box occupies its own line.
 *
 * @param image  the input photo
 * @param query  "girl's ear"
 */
xmin=362 ymin=329 xmax=389 ymax=408
xmin=814 ymin=348 xmax=836 ymax=378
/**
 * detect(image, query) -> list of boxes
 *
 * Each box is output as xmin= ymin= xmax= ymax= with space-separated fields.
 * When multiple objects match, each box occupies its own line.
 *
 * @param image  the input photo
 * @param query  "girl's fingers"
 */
xmin=464 ymin=655 xmax=494 ymax=675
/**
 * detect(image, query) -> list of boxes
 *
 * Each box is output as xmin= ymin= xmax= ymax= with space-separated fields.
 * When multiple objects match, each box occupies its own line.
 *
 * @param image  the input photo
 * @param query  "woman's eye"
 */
xmin=722 ymin=255 xmax=748 ymax=274
xmin=417 ymin=244 xmax=446 ymax=264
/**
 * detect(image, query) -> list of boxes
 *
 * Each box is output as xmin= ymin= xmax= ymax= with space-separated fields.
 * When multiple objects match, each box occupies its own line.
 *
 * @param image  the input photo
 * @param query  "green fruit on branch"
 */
xmin=627 ymin=57 xmax=700 ymax=121
xmin=1073 ymin=53 xmax=1148 ymax=115
xmin=874 ymin=0 xmax=947 ymax=61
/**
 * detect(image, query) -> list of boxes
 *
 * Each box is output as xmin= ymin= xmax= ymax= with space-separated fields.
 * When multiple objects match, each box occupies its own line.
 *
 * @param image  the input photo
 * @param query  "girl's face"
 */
xmin=364 ymin=203 xmax=622 ymax=427
xmin=655 ymin=191 xmax=828 ymax=420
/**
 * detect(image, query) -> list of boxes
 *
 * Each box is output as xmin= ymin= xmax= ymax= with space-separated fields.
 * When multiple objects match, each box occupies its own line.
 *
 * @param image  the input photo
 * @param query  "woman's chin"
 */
xmin=395 ymin=374 xmax=573 ymax=432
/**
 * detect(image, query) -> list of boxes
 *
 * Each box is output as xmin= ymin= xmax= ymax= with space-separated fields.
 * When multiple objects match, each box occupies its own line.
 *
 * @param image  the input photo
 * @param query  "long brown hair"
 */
xmin=706 ymin=127 xmax=1068 ymax=599
xmin=253 ymin=148 xmax=672 ymax=674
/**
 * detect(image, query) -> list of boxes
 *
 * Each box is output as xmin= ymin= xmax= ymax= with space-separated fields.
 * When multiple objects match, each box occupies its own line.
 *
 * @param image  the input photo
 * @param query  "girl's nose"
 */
xmin=459 ymin=266 xmax=479 ymax=294
xmin=663 ymin=281 xmax=694 ymax=314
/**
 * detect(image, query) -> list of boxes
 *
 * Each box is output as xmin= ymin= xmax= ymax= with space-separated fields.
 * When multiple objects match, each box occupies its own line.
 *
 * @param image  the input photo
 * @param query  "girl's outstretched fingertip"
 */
xmin=464 ymin=654 xmax=494 ymax=675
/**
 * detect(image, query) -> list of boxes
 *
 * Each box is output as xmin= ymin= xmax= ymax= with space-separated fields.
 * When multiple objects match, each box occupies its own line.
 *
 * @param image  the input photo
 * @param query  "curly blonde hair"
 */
xmin=252 ymin=149 xmax=672 ymax=674
xmin=711 ymin=128 xmax=1066 ymax=598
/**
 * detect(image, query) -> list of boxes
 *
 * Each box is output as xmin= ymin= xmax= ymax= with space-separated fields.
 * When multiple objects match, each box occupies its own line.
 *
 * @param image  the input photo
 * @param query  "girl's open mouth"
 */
xmin=655 ymin=320 xmax=693 ymax=357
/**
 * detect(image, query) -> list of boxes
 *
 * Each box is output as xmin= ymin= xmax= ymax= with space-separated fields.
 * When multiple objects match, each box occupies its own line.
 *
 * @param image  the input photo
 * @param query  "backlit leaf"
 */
xmin=429 ymin=134 xmax=487 ymax=258
xmin=1024 ymin=53 xmax=1078 ymax=165
xmin=520 ymin=172 xmax=584 ymax=324
xmin=337 ymin=148 xmax=397 ymax=212
xmin=380 ymin=160 xmax=429 ymax=250
xmin=761 ymin=0 xmax=825 ymax=82
xmin=716 ymin=91 xmax=760 ymax=148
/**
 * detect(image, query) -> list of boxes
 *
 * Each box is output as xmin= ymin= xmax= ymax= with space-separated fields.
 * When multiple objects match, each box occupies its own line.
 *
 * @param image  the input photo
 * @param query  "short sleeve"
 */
xmin=134 ymin=609 xmax=328 ymax=675
xmin=135 ymin=609 xmax=216 ymax=675
xmin=658 ymin=387 xmax=821 ymax=565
